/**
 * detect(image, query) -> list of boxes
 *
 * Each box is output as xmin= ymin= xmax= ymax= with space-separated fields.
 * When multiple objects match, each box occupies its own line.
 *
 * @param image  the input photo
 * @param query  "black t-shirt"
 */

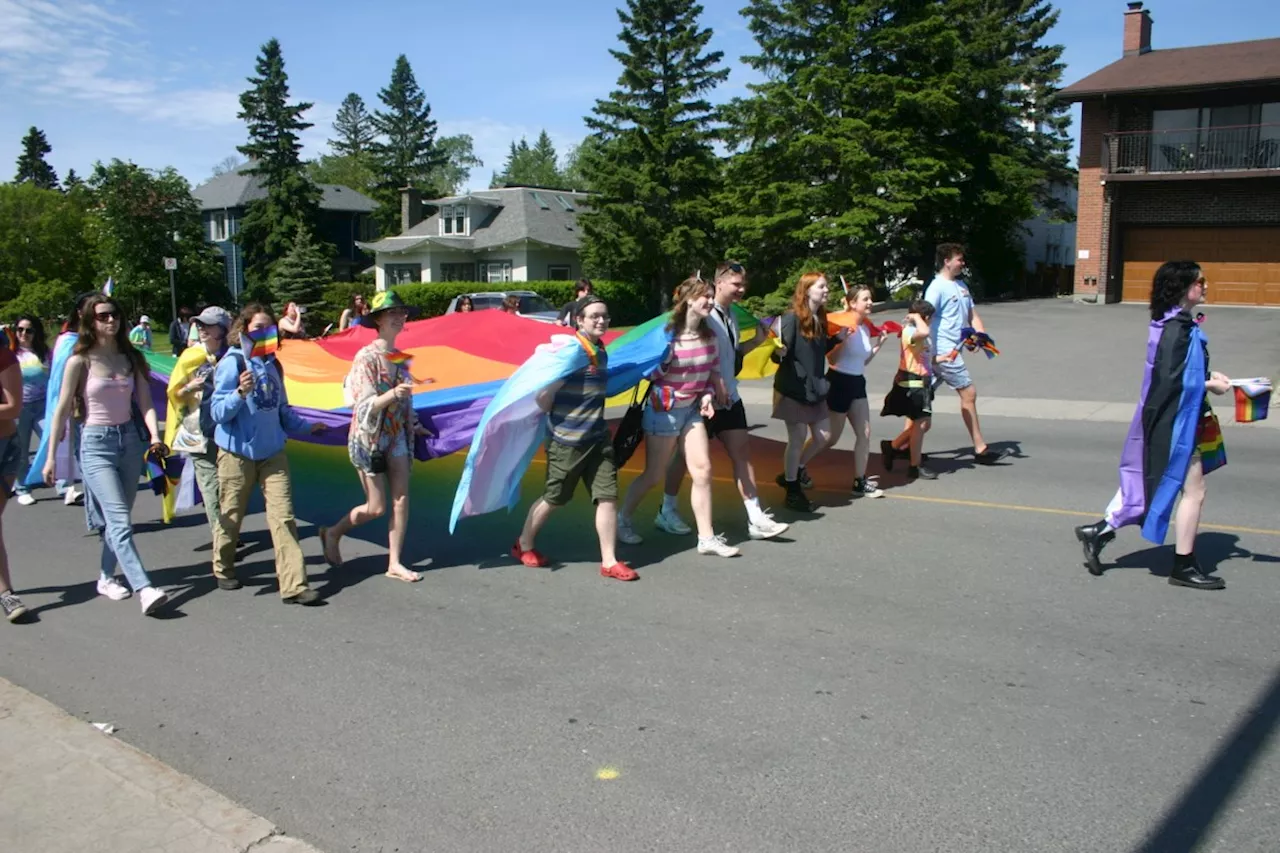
xmin=557 ymin=299 xmax=580 ymax=326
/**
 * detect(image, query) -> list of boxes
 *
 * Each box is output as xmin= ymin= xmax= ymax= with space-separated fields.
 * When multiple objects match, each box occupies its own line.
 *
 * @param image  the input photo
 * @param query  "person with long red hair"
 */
xmin=771 ymin=272 xmax=848 ymax=512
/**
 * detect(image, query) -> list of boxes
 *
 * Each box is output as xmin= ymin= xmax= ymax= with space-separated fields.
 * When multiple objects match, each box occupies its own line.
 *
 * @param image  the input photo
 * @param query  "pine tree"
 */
xmin=268 ymin=222 xmax=332 ymax=307
xmin=330 ymin=93 xmax=377 ymax=158
xmin=236 ymin=38 xmax=323 ymax=282
xmin=370 ymin=55 xmax=447 ymax=233
xmin=579 ymin=0 xmax=728 ymax=305
xmin=14 ymin=127 xmax=59 ymax=189
xmin=492 ymin=132 xmax=563 ymax=187
xmin=63 ymin=168 xmax=84 ymax=191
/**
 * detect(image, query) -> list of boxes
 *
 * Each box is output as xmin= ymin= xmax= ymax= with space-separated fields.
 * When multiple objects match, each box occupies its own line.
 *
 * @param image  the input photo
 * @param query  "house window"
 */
xmin=440 ymin=263 xmax=476 ymax=281
xmin=440 ymin=204 xmax=469 ymax=236
xmin=548 ymin=265 xmax=572 ymax=280
xmin=478 ymin=261 xmax=512 ymax=283
xmin=384 ymin=263 xmax=422 ymax=285
xmin=210 ymin=212 xmax=227 ymax=242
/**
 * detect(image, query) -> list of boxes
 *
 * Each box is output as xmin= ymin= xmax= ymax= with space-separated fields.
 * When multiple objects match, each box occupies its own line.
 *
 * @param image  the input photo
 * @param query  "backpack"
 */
xmin=199 ymin=351 xmax=285 ymax=438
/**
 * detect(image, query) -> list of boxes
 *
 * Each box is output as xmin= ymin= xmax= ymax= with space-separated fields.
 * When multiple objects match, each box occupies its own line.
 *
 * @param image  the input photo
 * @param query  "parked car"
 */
xmin=445 ymin=290 xmax=559 ymax=323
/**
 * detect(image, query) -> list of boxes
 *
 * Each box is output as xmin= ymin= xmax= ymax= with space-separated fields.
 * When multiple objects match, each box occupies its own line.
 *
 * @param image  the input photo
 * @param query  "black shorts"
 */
xmin=881 ymin=371 xmax=933 ymax=420
xmin=826 ymin=371 xmax=867 ymax=415
xmin=705 ymin=398 xmax=748 ymax=438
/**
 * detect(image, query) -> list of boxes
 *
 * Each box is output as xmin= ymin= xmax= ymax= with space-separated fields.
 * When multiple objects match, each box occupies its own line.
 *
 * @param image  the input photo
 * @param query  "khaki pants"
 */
xmin=192 ymin=447 xmax=224 ymax=544
xmin=214 ymin=449 xmax=309 ymax=598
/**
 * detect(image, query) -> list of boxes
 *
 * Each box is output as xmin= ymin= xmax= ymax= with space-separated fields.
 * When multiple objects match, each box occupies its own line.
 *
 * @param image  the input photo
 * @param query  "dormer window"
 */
xmin=440 ymin=204 xmax=469 ymax=236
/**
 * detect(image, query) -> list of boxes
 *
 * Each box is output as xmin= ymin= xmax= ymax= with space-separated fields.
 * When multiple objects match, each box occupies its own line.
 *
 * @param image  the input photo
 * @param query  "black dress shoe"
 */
xmin=880 ymin=440 xmax=897 ymax=472
xmin=1074 ymin=521 xmax=1114 ymax=576
xmin=1169 ymin=554 xmax=1225 ymax=590
xmin=216 ymin=577 xmax=242 ymax=591
xmin=283 ymin=588 xmax=322 ymax=605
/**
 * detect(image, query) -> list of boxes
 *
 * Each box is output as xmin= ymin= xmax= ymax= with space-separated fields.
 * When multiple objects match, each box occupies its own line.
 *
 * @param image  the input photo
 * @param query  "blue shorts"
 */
xmin=0 ymin=434 xmax=19 ymax=482
xmin=934 ymin=356 xmax=972 ymax=391
xmin=643 ymin=404 xmax=701 ymax=437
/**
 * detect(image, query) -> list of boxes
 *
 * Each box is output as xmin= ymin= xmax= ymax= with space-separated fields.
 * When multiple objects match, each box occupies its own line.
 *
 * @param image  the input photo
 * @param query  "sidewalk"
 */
xmin=0 ymin=677 xmax=323 ymax=853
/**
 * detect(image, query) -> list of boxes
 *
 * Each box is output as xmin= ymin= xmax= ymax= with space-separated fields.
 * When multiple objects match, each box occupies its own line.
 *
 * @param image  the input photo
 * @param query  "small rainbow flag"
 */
xmin=1231 ymin=378 xmax=1272 ymax=423
xmin=102 ymin=276 xmax=114 ymax=297
xmin=144 ymin=449 xmax=172 ymax=496
xmin=384 ymin=350 xmax=413 ymax=367
xmin=959 ymin=326 xmax=1000 ymax=358
xmin=244 ymin=325 xmax=279 ymax=359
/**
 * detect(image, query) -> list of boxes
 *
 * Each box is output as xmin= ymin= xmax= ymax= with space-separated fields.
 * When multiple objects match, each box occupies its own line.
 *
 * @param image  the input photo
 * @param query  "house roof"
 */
xmin=192 ymin=163 xmax=378 ymax=213
xmin=358 ymin=186 xmax=590 ymax=255
xmin=1061 ymin=37 xmax=1280 ymax=100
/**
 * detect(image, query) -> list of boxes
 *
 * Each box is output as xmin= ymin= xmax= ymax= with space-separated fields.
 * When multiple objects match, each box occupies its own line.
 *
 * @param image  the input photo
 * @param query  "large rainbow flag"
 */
xmin=144 ymin=304 xmax=780 ymax=523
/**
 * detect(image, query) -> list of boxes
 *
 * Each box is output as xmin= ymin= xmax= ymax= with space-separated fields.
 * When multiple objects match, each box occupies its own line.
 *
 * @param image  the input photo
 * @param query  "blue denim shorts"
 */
xmin=934 ymin=357 xmax=973 ymax=391
xmin=642 ymin=403 xmax=701 ymax=437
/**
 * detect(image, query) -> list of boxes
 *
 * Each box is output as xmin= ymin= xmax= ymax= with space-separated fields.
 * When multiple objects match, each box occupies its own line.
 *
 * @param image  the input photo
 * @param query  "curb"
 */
xmin=0 ymin=677 xmax=324 ymax=853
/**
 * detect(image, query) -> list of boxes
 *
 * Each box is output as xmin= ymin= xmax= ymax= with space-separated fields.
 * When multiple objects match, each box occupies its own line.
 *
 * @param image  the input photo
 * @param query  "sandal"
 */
xmin=385 ymin=568 xmax=423 ymax=583
xmin=319 ymin=527 xmax=343 ymax=567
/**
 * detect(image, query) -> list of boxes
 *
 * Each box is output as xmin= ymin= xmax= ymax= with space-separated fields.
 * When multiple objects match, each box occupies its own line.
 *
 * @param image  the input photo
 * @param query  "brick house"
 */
xmin=1062 ymin=2 xmax=1280 ymax=306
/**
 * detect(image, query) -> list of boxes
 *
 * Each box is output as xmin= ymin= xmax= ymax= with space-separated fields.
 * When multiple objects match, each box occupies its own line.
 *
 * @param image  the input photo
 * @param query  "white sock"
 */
xmin=1100 ymin=522 xmax=1115 ymax=535
xmin=744 ymin=497 xmax=764 ymax=522
xmin=661 ymin=494 xmax=679 ymax=514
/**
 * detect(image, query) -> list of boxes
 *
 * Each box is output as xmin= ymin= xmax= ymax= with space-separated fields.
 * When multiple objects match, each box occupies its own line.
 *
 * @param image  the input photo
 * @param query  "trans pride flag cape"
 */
xmin=24 ymin=332 xmax=80 ymax=487
xmin=1105 ymin=309 xmax=1217 ymax=544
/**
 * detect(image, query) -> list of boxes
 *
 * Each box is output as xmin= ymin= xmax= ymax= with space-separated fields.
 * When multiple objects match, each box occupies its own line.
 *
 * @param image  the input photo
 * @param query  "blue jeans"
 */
xmin=79 ymin=425 xmax=152 ymax=592
xmin=14 ymin=403 xmax=43 ymax=495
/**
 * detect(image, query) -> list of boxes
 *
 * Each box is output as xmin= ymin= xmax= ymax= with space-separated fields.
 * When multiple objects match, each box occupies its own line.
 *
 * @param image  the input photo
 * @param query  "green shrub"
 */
xmin=390 ymin=280 xmax=652 ymax=326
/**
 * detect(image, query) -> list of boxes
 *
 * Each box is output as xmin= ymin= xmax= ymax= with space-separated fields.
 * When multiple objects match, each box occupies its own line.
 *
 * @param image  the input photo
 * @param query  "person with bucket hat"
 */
xmin=128 ymin=315 xmax=153 ymax=351
xmin=321 ymin=290 xmax=433 ymax=583
xmin=163 ymin=306 xmax=233 ymax=547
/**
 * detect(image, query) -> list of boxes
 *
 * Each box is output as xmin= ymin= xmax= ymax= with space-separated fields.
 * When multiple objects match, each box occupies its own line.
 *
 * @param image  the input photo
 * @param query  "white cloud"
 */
xmin=0 ymin=0 xmax=241 ymax=129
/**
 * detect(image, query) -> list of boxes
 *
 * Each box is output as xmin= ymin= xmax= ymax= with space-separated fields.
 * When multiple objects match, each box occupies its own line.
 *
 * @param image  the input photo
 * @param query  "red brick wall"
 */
xmin=1116 ymin=178 xmax=1280 ymax=225
xmin=1074 ymin=100 xmax=1111 ymax=301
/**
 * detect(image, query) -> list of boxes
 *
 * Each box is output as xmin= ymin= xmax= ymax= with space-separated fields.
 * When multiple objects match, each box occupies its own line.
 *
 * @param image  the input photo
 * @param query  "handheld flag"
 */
xmin=959 ymin=326 xmax=1000 ymax=358
xmin=839 ymin=275 xmax=850 ymax=296
xmin=243 ymin=325 xmax=279 ymax=359
xmin=143 ymin=448 xmax=172 ymax=496
xmin=1231 ymin=378 xmax=1272 ymax=423
xmin=102 ymin=277 xmax=114 ymax=297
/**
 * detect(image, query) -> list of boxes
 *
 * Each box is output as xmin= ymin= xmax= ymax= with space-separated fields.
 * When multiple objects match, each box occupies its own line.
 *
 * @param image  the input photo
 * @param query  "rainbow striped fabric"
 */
xmin=1231 ymin=378 xmax=1272 ymax=423
xmin=1195 ymin=411 xmax=1227 ymax=474
xmin=244 ymin=325 xmax=279 ymax=359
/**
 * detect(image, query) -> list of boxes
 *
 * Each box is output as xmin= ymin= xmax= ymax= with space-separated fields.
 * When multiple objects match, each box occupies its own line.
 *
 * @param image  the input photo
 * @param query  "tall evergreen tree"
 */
xmin=722 ymin=0 xmax=1073 ymax=294
xmin=14 ymin=127 xmax=59 ymax=189
xmin=236 ymin=38 xmax=323 ymax=282
xmin=268 ymin=222 xmax=332 ymax=307
xmin=492 ymin=131 xmax=563 ymax=187
xmin=370 ymin=55 xmax=446 ymax=233
xmin=579 ymin=0 xmax=728 ymax=305
xmin=63 ymin=168 xmax=84 ymax=192
xmin=330 ymin=93 xmax=377 ymax=158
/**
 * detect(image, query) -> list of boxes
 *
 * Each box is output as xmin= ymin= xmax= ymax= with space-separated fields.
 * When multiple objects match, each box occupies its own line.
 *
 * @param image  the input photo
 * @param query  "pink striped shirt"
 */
xmin=651 ymin=332 xmax=719 ymax=410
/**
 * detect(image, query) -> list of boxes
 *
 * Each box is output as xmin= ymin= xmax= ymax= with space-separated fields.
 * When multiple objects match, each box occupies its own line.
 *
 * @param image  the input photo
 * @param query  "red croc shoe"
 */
xmin=600 ymin=562 xmax=639 ymax=582
xmin=510 ymin=541 xmax=549 ymax=568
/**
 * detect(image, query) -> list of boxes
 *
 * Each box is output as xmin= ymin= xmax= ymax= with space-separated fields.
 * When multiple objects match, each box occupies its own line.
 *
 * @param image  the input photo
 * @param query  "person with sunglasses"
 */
xmin=11 ymin=316 xmax=50 ymax=506
xmin=43 ymin=296 xmax=172 ymax=616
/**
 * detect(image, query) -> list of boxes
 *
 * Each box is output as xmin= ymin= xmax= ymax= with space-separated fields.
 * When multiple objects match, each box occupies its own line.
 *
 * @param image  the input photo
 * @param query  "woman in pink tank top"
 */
xmin=44 ymin=295 xmax=172 ymax=617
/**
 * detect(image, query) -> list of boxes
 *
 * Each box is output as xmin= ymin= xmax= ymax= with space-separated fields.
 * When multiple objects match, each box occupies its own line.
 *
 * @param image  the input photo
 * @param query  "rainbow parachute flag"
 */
xmin=1231 ymin=378 xmax=1272 ymax=423
xmin=144 ymin=305 xmax=780 ymax=522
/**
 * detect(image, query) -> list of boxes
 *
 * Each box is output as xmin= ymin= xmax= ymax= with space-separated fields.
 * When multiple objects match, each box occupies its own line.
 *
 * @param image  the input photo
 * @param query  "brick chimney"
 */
xmin=1124 ymin=2 xmax=1153 ymax=56
xmin=400 ymin=186 xmax=423 ymax=233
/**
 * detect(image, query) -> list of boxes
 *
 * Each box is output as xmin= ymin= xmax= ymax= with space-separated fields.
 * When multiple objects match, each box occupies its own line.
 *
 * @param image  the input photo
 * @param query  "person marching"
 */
xmin=1074 ymin=261 xmax=1233 ymax=589
xmin=827 ymin=283 xmax=888 ymax=497
xmin=169 ymin=306 xmax=192 ymax=356
xmin=43 ymin=295 xmax=172 ymax=616
xmin=655 ymin=262 xmax=789 ymax=540
xmin=320 ymin=291 xmax=432 ymax=583
xmin=616 ymin=276 xmax=739 ymax=557
xmin=880 ymin=300 xmax=936 ymax=481
xmin=772 ymin=272 xmax=848 ymax=512
xmin=511 ymin=296 xmax=638 ymax=581
xmin=12 ymin=315 xmax=50 ymax=507
xmin=128 ymin=315 xmax=153 ymax=351
xmin=0 ymin=338 xmax=27 ymax=621
xmin=164 ymin=307 xmax=233 ymax=549
xmin=30 ymin=292 xmax=96 ymax=505
xmin=339 ymin=293 xmax=369 ymax=331
xmin=209 ymin=304 xmax=326 ymax=603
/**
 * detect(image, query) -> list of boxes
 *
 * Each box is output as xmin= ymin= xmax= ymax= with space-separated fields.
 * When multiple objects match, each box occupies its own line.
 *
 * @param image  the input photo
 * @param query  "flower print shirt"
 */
xmin=346 ymin=343 xmax=414 ymax=470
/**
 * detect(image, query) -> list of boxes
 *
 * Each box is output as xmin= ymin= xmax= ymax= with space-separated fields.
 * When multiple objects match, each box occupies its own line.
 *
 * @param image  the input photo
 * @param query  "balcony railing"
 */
xmin=1103 ymin=124 xmax=1280 ymax=176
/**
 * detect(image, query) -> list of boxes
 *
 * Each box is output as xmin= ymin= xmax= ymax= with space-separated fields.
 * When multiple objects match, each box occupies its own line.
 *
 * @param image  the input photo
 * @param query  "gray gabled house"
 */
xmin=193 ymin=164 xmax=379 ymax=298
xmin=357 ymin=185 xmax=589 ymax=290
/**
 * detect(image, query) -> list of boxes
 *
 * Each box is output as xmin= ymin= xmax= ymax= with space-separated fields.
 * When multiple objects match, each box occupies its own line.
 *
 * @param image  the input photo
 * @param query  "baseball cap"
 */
xmin=192 ymin=306 xmax=232 ymax=330
xmin=139 ymin=315 xmax=152 ymax=325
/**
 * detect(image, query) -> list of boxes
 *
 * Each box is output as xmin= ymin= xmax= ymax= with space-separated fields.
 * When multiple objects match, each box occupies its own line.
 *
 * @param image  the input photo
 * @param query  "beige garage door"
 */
xmin=1121 ymin=227 xmax=1280 ymax=306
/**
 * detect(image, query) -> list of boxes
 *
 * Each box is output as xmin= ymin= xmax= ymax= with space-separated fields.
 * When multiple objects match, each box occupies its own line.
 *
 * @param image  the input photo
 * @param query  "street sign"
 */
xmin=163 ymin=257 xmax=178 ymax=270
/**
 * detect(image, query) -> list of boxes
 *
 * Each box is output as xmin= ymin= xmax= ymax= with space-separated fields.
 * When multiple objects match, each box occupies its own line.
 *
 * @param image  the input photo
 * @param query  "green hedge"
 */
xmin=315 ymin=280 xmax=652 ymax=328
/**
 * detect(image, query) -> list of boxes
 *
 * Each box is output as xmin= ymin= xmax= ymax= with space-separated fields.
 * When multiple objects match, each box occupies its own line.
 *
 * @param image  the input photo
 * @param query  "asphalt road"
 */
xmin=3 ymin=301 xmax=1279 ymax=853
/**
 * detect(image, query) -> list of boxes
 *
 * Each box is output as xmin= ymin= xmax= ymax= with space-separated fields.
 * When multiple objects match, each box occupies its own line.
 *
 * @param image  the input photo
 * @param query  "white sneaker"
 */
xmin=15 ymin=493 xmax=35 ymax=506
xmin=64 ymin=486 xmax=83 ymax=506
xmin=617 ymin=515 xmax=643 ymax=545
xmin=139 ymin=587 xmax=169 ymax=616
xmin=748 ymin=511 xmax=789 ymax=540
xmin=96 ymin=577 xmax=132 ymax=601
xmin=697 ymin=533 xmax=740 ymax=558
xmin=654 ymin=506 xmax=692 ymax=535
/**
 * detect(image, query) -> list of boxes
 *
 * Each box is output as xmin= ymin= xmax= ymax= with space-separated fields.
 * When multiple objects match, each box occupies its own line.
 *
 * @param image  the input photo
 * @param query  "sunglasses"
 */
xmin=15 ymin=326 xmax=33 ymax=334
xmin=95 ymin=311 xmax=119 ymax=321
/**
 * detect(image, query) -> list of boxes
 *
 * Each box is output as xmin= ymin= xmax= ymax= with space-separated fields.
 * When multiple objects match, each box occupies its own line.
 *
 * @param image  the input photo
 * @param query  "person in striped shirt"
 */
xmin=617 ymin=276 xmax=739 ymax=558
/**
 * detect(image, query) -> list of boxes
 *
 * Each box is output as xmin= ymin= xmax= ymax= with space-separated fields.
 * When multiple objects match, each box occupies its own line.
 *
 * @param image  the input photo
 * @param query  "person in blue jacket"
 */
xmin=209 ymin=303 xmax=325 ymax=604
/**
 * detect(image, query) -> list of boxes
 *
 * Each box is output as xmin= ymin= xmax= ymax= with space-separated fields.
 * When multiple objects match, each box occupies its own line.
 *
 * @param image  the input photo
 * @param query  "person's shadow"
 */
xmin=1108 ymin=531 xmax=1280 ymax=578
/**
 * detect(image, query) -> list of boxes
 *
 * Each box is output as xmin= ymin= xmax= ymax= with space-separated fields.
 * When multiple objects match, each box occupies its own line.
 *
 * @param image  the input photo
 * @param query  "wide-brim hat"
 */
xmin=368 ymin=290 xmax=420 ymax=318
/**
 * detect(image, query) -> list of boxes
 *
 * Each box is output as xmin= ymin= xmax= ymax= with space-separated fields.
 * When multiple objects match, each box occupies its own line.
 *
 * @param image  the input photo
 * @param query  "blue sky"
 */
xmin=2 ymin=0 xmax=1277 ymax=193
